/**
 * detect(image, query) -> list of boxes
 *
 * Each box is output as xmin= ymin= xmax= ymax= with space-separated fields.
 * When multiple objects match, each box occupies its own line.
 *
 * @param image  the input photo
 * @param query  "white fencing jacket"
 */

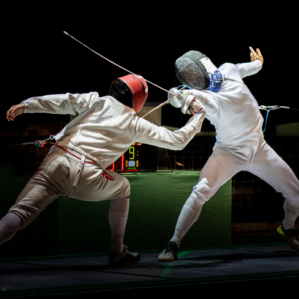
xmin=184 ymin=60 xmax=263 ymax=154
xmin=22 ymin=94 xmax=205 ymax=169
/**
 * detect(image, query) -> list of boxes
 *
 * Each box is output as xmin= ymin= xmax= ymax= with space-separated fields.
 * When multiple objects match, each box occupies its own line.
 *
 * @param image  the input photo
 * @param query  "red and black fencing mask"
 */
xmin=110 ymin=74 xmax=148 ymax=113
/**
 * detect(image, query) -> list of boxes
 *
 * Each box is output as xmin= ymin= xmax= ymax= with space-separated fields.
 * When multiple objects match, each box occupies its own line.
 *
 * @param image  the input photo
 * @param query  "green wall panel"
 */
xmin=0 ymin=168 xmax=231 ymax=258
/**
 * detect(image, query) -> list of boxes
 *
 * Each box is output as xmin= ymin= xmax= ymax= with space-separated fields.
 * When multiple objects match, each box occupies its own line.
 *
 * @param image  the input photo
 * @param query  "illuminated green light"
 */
xmin=162 ymin=264 xmax=173 ymax=277
xmin=129 ymin=146 xmax=135 ymax=160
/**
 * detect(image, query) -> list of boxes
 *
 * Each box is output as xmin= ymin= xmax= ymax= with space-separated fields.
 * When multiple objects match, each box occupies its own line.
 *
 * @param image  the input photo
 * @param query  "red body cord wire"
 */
xmin=50 ymin=142 xmax=96 ymax=164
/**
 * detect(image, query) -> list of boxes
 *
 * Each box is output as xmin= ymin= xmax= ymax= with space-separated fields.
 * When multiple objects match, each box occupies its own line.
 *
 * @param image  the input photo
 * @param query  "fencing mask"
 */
xmin=110 ymin=74 xmax=148 ymax=113
xmin=175 ymin=50 xmax=223 ymax=92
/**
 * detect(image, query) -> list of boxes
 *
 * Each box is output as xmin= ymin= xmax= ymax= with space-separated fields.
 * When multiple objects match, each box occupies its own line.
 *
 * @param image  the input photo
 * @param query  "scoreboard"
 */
xmin=124 ymin=142 xmax=141 ymax=171
xmin=106 ymin=143 xmax=157 ymax=173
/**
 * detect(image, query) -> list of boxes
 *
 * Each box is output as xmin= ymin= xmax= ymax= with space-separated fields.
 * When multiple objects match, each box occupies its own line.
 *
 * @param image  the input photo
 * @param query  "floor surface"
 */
xmin=1 ymin=243 xmax=299 ymax=297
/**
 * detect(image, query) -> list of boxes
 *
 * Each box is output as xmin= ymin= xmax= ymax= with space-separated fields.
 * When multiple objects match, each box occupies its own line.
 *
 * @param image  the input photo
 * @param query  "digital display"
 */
xmin=125 ymin=143 xmax=140 ymax=172
xmin=106 ymin=142 xmax=156 ymax=173
xmin=128 ymin=161 xmax=135 ymax=167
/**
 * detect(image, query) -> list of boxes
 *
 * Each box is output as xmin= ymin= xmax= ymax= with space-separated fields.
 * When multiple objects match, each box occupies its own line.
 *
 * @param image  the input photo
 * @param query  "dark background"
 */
xmin=0 ymin=2 xmax=298 ymax=253
xmin=1 ymin=4 xmax=298 ymax=135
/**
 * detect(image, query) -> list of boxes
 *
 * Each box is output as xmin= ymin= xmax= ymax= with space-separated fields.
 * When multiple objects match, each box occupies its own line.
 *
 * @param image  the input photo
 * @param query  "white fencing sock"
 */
xmin=108 ymin=197 xmax=129 ymax=254
xmin=282 ymin=201 xmax=299 ymax=230
xmin=170 ymin=196 xmax=203 ymax=246
xmin=0 ymin=213 xmax=23 ymax=246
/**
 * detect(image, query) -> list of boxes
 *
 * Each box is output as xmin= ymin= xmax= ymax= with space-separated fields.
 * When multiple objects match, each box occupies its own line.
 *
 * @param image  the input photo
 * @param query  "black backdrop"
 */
xmin=1 ymin=4 xmax=298 ymax=135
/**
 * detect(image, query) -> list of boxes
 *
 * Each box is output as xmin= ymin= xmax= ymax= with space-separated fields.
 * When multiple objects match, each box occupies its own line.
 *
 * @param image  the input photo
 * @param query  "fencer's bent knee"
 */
xmin=281 ymin=181 xmax=299 ymax=206
xmin=190 ymin=191 xmax=208 ymax=205
xmin=122 ymin=177 xmax=131 ymax=198
xmin=190 ymin=178 xmax=214 ymax=205
xmin=284 ymin=199 xmax=299 ymax=212
xmin=8 ymin=204 xmax=42 ymax=229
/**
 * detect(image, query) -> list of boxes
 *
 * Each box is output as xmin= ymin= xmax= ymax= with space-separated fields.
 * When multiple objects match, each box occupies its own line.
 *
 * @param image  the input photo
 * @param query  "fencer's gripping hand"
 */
xmin=185 ymin=89 xmax=218 ymax=117
xmin=188 ymin=99 xmax=204 ymax=115
xmin=168 ymin=88 xmax=193 ymax=108
xmin=6 ymin=103 xmax=25 ymax=121
xmin=249 ymin=47 xmax=264 ymax=65
xmin=182 ymin=96 xmax=205 ymax=115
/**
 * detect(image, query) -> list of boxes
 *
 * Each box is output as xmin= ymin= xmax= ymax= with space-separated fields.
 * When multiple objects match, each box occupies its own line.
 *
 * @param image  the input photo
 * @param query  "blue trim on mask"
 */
xmin=178 ymin=85 xmax=192 ymax=90
xmin=207 ymin=70 xmax=224 ymax=92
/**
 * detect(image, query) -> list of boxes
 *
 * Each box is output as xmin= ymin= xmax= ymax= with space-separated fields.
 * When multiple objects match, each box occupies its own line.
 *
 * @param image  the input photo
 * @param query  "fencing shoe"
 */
xmin=277 ymin=224 xmax=299 ymax=251
xmin=158 ymin=241 xmax=179 ymax=262
xmin=109 ymin=245 xmax=140 ymax=266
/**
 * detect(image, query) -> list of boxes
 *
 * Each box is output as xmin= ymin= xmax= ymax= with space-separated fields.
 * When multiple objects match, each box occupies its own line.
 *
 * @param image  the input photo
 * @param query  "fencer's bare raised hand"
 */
xmin=249 ymin=47 xmax=264 ymax=65
xmin=6 ymin=103 xmax=25 ymax=121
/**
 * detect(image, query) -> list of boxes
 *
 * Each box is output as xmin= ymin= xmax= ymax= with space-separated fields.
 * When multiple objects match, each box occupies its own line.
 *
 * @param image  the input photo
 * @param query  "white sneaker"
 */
xmin=158 ymin=241 xmax=179 ymax=262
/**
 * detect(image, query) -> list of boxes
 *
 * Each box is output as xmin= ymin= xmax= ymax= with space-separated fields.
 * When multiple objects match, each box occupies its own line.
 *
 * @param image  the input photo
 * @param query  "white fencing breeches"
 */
xmin=0 ymin=213 xmax=23 ymax=245
xmin=8 ymin=147 xmax=130 ymax=228
xmin=190 ymin=144 xmax=254 ymax=205
xmin=190 ymin=136 xmax=299 ymax=206
xmin=247 ymin=137 xmax=299 ymax=206
xmin=172 ymin=135 xmax=299 ymax=245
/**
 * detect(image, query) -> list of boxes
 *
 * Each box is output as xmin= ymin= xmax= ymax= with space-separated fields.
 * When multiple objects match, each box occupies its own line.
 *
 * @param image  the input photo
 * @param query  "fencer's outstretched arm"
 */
xmin=237 ymin=47 xmax=263 ymax=78
xmin=6 ymin=92 xmax=99 ymax=121
xmin=22 ymin=92 xmax=99 ymax=116
xmin=135 ymin=112 xmax=205 ymax=151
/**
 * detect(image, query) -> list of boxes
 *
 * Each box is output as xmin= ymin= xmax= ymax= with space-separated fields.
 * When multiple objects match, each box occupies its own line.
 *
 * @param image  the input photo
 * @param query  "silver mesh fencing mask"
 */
xmin=175 ymin=50 xmax=218 ymax=90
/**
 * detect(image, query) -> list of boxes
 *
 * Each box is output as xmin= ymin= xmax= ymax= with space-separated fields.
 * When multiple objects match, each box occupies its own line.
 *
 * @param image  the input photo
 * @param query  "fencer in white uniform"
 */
xmin=2 ymin=74 xmax=206 ymax=265
xmin=158 ymin=48 xmax=299 ymax=261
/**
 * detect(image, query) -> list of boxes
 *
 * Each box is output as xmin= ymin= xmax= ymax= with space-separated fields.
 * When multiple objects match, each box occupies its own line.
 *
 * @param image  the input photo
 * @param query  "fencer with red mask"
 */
xmin=3 ymin=74 xmax=206 ymax=265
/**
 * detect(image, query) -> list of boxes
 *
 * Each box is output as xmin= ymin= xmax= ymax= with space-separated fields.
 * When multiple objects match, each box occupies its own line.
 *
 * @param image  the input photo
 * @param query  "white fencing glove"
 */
xmin=181 ymin=95 xmax=205 ymax=115
xmin=168 ymin=88 xmax=193 ymax=108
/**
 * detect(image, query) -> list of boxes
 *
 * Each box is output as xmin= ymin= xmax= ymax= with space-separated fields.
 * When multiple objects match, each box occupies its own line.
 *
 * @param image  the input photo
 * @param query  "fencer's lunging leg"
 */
xmin=169 ymin=147 xmax=250 ymax=246
xmin=109 ymin=197 xmax=130 ymax=254
xmin=282 ymin=201 xmax=299 ymax=230
xmin=248 ymin=137 xmax=299 ymax=230
xmin=0 ymin=213 xmax=23 ymax=245
xmin=170 ymin=196 xmax=203 ymax=246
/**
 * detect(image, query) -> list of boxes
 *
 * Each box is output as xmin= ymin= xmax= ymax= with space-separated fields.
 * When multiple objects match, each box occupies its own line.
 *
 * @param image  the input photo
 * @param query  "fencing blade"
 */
xmin=63 ymin=32 xmax=179 ymax=99
xmin=141 ymin=100 xmax=170 ymax=119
